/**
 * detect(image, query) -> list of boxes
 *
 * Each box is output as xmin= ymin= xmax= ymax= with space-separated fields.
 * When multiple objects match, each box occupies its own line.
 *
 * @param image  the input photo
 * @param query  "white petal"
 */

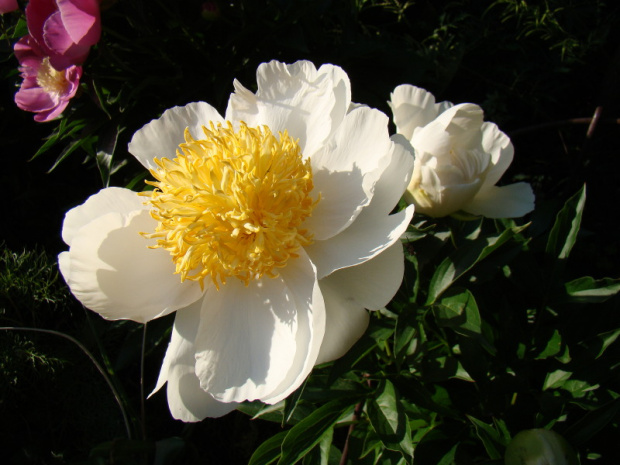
xmin=315 ymin=242 xmax=406 ymax=365
xmin=62 ymin=187 xmax=144 ymax=246
xmin=315 ymin=276 xmax=370 ymax=365
xmin=305 ymin=134 xmax=414 ymax=277
xmin=389 ymin=84 xmax=445 ymax=140
xmin=480 ymin=121 xmax=514 ymax=189
xmin=305 ymin=205 xmax=414 ymax=279
xmin=194 ymin=251 xmax=323 ymax=404
xmin=58 ymin=251 xmax=71 ymax=284
xmin=464 ymin=183 xmax=535 ymax=218
xmin=411 ymin=103 xmax=484 ymax=155
xmin=416 ymin=177 xmax=482 ymax=218
xmin=363 ymin=134 xmax=414 ymax=220
xmin=151 ymin=299 xmax=237 ymax=421
xmin=65 ymin=209 xmax=203 ymax=322
xmin=304 ymin=107 xmax=392 ymax=240
xmin=322 ymin=241 xmax=405 ymax=311
xmin=225 ymin=60 xmax=351 ymax=157
xmin=261 ymin=249 xmax=326 ymax=404
xmin=128 ymin=102 xmax=225 ymax=170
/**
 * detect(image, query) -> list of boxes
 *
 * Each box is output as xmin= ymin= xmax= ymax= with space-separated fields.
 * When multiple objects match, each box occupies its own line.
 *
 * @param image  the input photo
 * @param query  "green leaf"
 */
xmin=434 ymin=289 xmax=481 ymax=336
xmin=433 ymin=288 xmax=496 ymax=355
xmin=278 ymin=397 xmax=357 ymax=465
xmin=367 ymin=379 xmax=414 ymax=462
xmin=375 ymin=448 xmax=408 ymax=465
xmin=467 ymin=416 xmax=507 ymax=460
xmin=154 ymin=437 xmax=186 ymax=465
xmin=426 ymin=225 xmax=528 ymax=304
xmin=437 ymin=443 xmax=459 ymax=465
xmin=302 ymin=427 xmax=335 ymax=465
xmin=535 ymin=329 xmax=562 ymax=360
xmin=543 ymin=369 xmax=572 ymax=390
xmin=394 ymin=306 xmax=419 ymax=364
xmin=591 ymin=328 xmax=620 ymax=359
xmin=249 ymin=430 xmax=288 ymax=465
xmin=282 ymin=380 xmax=307 ymax=426
xmin=563 ymin=398 xmax=620 ymax=446
xmin=563 ymin=276 xmax=620 ymax=303
xmin=96 ymin=125 xmax=120 ymax=188
xmin=545 ymin=185 xmax=586 ymax=261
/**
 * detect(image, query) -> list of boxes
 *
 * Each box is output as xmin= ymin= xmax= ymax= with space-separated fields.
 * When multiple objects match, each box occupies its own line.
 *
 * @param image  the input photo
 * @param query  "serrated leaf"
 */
xmin=564 ymin=276 xmax=620 ymax=303
xmin=278 ymin=397 xmax=357 ymax=465
xmin=249 ymin=430 xmax=288 ymax=465
xmin=367 ymin=380 xmax=414 ymax=462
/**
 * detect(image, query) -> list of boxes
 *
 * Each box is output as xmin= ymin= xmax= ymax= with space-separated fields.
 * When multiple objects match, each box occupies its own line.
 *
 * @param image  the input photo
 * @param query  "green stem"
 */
xmin=0 ymin=326 xmax=132 ymax=439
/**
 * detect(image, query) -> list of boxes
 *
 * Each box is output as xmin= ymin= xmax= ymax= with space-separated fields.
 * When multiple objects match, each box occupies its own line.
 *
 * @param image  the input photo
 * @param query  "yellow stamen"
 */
xmin=36 ymin=58 xmax=69 ymax=95
xmin=143 ymin=121 xmax=318 ymax=289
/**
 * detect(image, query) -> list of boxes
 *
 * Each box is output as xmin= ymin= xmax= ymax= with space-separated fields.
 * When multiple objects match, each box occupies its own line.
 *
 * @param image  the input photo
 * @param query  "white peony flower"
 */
xmin=58 ymin=60 xmax=414 ymax=421
xmin=389 ymin=84 xmax=534 ymax=218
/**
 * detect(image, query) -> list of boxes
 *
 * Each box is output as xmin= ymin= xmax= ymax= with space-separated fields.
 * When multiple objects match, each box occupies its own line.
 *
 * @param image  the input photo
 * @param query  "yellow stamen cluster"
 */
xmin=36 ymin=57 xmax=69 ymax=95
xmin=143 ymin=121 xmax=318 ymax=289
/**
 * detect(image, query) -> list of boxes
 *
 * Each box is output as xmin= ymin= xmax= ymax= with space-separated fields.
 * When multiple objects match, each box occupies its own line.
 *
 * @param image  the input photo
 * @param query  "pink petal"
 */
xmin=14 ymin=35 xmax=45 ymax=70
xmin=43 ymin=10 xmax=74 ymax=55
xmin=15 ymin=86 xmax=59 ymax=113
xmin=57 ymin=0 xmax=100 ymax=46
xmin=0 ymin=0 xmax=18 ymax=14
xmin=26 ymin=0 xmax=57 ymax=46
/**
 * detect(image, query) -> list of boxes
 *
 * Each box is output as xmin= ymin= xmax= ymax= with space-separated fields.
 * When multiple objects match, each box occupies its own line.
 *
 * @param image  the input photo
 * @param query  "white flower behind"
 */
xmin=59 ymin=60 xmax=414 ymax=421
xmin=389 ymin=84 xmax=535 ymax=218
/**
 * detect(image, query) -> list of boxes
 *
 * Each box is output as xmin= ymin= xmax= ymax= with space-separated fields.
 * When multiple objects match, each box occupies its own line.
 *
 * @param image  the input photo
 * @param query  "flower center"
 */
xmin=36 ymin=57 xmax=69 ymax=95
xmin=143 ymin=121 xmax=318 ymax=289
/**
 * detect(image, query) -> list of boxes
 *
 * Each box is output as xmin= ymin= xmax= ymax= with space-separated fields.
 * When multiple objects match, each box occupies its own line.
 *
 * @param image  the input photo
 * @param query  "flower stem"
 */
xmin=0 ymin=326 xmax=132 ymax=439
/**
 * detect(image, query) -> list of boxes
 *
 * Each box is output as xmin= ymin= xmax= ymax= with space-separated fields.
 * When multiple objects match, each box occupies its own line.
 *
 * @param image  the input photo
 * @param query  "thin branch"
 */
xmin=339 ymin=399 xmax=365 ymax=465
xmin=0 ymin=326 xmax=132 ymax=439
xmin=508 ymin=116 xmax=620 ymax=137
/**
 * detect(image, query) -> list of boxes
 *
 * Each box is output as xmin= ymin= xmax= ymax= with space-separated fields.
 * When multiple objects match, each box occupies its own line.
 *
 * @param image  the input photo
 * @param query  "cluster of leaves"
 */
xmin=237 ymin=186 xmax=619 ymax=464
xmin=1 ymin=0 xmax=619 ymax=464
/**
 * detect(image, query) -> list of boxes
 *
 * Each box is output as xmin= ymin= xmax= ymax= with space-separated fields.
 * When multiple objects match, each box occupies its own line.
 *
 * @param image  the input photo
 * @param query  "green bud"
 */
xmin=505 ymin=429 xmax=579 ymax=465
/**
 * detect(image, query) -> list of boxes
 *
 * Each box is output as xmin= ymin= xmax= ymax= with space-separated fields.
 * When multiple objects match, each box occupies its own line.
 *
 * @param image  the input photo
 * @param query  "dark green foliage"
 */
xmin=1 ymin=0 xmax=619 ymax=463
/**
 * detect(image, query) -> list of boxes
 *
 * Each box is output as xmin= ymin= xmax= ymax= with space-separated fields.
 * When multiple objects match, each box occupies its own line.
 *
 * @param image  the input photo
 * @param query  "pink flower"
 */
xmin=26 ymin=0 xmax=101 ymax=70
xmin=0 ymin=0 xmax=19 ymax=14
xmin=14 ymin=34 xmax=82 ymax=122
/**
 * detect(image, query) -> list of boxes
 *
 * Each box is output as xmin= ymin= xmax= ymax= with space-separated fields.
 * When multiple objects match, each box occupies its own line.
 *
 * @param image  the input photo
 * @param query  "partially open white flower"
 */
xmin=389 ymin=84 xmax=534 ymax=218
xmin=59 ymin=60 xmax=414 ymax=421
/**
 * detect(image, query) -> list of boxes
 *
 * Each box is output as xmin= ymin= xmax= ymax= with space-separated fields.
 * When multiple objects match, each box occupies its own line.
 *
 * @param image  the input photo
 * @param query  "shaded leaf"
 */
xmin=543 ymin=369 xmax=572 ymax=390
xmin=249 ymin=430 xmax=288 ymax=465
xmin=563 ymin=398 xmax=620 ymax=446
xmin=545 ymin=185 xmax=585 ymax=261
xmin=278 ymin=397 xmax=357 ymax=465
xmin=427 ymin=224 xmax=528 ymax=304
xmin=467 ymin=416 xmax=507 ymax=460
xmin=367 ymin=379 xmax=414 ymax=462
xmin=564 ymin=276 xmax=620 ymax=303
